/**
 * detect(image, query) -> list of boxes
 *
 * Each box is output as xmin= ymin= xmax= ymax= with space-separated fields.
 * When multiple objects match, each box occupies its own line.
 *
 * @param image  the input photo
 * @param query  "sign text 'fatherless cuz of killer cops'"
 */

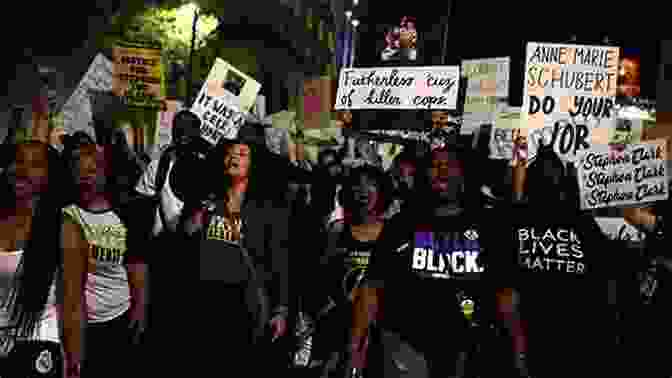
xmin=334 ymin=66 xmax=460 ymax=110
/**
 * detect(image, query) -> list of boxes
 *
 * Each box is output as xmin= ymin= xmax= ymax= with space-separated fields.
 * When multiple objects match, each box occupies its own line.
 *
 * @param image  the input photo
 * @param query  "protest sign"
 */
xmin=577 ymin=139 xmax=668 ymax=209
xmin=489 ymin=107 xmax=521 ymax=160
xmin=522 ymin=43 xmax=620 ymax=164
xmin=62 ymin=54 xmax=114 ymax=135
xmin=191 ymin=58 xmax=261 ymax=145
xmin=334 ymin=66 xmax=460 ymax=110
xmin=461 ymin=57 xmax=510 ymax=134
xmin=594 ymin=217 xmax=646 ymax=242
xmin=112 ymin=41 xmax=164 ymax=109
xmin=299 ymin=77 xmax=334 ymax=130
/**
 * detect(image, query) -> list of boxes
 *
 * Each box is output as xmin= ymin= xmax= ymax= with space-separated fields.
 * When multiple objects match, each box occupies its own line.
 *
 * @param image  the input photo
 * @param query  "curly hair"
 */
xmin=205 ymin=135 xmax=287 ymax=207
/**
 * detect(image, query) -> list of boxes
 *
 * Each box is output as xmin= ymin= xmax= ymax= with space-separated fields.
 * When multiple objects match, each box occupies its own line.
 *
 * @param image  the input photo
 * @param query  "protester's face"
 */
xmin=223 ymin=144 xmax=251 ymax=178
xmin=349 ymin=173 xmax=380 ymax=213
xmin=431 ymin=111 xmax=450 ymax=129
xmin=72 ymin=144 xmax=109 ymax=192
xmin=7 ymin=144 xmax=49 ymax=199
xmin=430 ymin=150 xmax=464 ymax=200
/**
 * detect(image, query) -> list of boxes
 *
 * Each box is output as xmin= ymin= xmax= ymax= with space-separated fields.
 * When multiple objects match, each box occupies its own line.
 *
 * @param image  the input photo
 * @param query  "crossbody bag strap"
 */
xmin=154 ymin=149 xmax=176 ymax=232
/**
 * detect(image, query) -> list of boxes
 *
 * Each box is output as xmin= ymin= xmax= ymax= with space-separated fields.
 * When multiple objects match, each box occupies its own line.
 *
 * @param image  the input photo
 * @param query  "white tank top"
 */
xmin=63 ymin=206 xmax=131 ymax=323
xmin=0 ymin=250 xmax=60 ymax=345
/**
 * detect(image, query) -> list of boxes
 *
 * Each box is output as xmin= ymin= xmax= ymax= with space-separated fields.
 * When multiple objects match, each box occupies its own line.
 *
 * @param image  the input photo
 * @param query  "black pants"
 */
xmin=83 ymin=310 xmax=134 ymax=377
xmin=5 ymin=339 xmax=63 ymax=378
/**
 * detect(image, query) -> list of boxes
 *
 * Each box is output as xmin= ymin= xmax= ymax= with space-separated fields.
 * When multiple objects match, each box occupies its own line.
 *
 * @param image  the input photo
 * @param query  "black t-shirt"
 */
xmin=508 ymin=205 xmax=621 ymax=359
xmin=365 ymin=207 xmax=513 ymax=354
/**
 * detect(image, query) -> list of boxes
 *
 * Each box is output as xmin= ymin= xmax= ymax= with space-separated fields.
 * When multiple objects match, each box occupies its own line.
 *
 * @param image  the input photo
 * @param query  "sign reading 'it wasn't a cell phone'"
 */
xmin=191 ymin=58 xmax=261 ymax=146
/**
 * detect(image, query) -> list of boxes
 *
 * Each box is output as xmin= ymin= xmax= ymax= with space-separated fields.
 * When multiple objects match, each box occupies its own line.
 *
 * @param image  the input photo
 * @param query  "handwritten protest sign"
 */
xmin=334 ymin=66 xmax=460 ymax=110
xmin=191 ymin=58 xmax=261 ymax=145
xmin=461 ymin=57 xmax=510 ymax=134
xmin=489 ymin=107 xmax=521 ymax=160
xmin=522 ymin=43 xmax=620 ymax=164
xmin=62 ymin=54 xmax=113 ymax=135
xmin=113 ymin=41 xmax=164 ymax=109
xmin=577 ymin=139 xmax=668 ymax=209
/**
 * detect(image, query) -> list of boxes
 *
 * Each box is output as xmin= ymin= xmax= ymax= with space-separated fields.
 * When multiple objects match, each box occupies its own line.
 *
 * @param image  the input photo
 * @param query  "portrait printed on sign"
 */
xmin=223 ymin=69 xmax=247 ymax=97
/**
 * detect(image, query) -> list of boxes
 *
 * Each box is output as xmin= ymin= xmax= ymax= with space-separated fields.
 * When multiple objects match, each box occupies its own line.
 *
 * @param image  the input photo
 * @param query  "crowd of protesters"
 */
xmin=0 ymin=102 xmax=669 ymax=378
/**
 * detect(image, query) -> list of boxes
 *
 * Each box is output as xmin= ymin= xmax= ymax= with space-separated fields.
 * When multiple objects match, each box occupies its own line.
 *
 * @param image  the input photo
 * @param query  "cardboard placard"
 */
xmin=62 ymin=54 xmax=114 ymax=135
xmin=112 ymin=41 xmax=164 ymax=109
xmin=522 ymin=43 xmax=620 ymax=164
xmin=334 ymin=66 xmax=460 ymax=110
xmin=299 ymin=77 xmax=334 ymax=130
xmin=461 ymin=57 xmax=510 ymax=134
xmin=489 ymin=107 xmax=521 ymax=160
xmin=190 ymin=58 xmax=261 ymax=145
xmin=577 ymin=139 xmax=669 ymax=209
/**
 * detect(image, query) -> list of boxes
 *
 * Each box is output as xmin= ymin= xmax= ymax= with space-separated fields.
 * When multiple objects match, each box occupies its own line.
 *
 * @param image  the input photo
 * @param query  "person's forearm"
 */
xmin=62 ymin=293 xmax=85 ymax=363
xmin=503 ymin=313 xmax=527 ymax=355
xmin=126 ymin=263 xmax=147 ymax=309
xmin=352 ymin=286 xmax=380 ymax=338
xmin=623 ymin=207 xmax=657 ymax=233
xmin=496 ymin=289 xmax=527 ymax=355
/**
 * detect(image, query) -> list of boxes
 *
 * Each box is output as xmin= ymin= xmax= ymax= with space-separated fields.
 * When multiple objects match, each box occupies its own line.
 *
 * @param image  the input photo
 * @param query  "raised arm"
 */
xmin=60 ymin=218 xmax=88 ymax=376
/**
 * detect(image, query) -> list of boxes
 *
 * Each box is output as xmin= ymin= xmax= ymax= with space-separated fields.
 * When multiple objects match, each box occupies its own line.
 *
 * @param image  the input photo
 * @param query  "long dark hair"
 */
xmin=4 ymin=141 xmax=65 ymax=338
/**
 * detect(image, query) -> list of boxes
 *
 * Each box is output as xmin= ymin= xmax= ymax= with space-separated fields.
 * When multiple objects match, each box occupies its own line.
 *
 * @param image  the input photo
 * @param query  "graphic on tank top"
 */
xmin=341 ymin=247 xmax=372 ymax=300
xmin=516 ymin=227 xmax=586 ymax=275
xmin=206 ymin=213 xmax=242 ymax=245
xmin=63 ymin=206 xmax=131 ymax=322
xmin=330 ymin=228 xmax=376 ymax=302
xmin=411 ymin=228 xmax=484 ymax=280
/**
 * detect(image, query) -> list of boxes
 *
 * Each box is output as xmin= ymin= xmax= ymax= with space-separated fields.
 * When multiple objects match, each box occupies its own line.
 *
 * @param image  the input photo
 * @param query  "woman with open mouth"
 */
xmin=309 ymin=164 xmax=393 ymax=377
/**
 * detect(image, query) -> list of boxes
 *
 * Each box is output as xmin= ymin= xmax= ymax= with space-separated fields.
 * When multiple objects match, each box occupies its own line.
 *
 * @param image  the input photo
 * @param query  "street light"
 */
xmin=350 ymin=19 xmax=359 ymax=68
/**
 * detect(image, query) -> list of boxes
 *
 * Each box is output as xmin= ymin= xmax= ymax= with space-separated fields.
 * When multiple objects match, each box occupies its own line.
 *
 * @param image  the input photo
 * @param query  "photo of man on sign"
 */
xmin=223 ymin=70 xmax=247 ymax=97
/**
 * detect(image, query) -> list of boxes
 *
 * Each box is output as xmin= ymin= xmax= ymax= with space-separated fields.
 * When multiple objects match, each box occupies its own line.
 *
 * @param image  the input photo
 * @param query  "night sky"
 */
xmin=355 ymin=0 xmax=659 ymax=102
